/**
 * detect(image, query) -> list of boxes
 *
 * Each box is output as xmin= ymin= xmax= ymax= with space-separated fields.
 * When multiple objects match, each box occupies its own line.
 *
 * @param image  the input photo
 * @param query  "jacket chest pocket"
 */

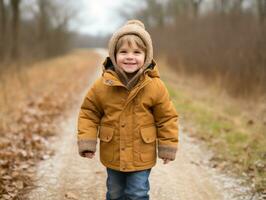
xmin=137 ymin=125 xmax=157 ymax=162
xmin=99 ymin=126 xmax=115 ymax=162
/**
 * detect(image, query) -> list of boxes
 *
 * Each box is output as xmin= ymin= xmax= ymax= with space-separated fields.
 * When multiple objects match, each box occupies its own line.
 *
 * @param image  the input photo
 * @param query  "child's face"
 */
xmin=116 ymin=41 xmax=145 ymax=74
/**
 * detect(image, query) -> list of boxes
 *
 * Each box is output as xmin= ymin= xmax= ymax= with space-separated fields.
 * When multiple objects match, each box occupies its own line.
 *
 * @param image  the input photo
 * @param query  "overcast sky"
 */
xmin=21 ymin=0 xmax=255 ymax=36
xmin=69 ymin=0 xmax=142 ymax=36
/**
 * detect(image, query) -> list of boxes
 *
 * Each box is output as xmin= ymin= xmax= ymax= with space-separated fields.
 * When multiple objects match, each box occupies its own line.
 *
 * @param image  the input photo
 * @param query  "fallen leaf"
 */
xmin=65 ymin=191 xmax=78 ymax=200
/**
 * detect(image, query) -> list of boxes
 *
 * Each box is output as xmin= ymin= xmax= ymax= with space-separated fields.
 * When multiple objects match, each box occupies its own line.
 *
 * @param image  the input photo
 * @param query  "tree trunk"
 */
xmin=11 ymin=0 xmax=20 ymax=60
xmin=232 ymin=0 xmax=243 ymax=13
xmin=38 ymin=0 xmax=49 ymax=41
xmin=0 ymin=0 xmax=6 ymax=61
xmin=214 ymin=0 xmax=228 ymax=14
xmin=191 ymin=0 xmax=203 ymax=18
xmin=258 ymin=0 xmax=266 ymax=24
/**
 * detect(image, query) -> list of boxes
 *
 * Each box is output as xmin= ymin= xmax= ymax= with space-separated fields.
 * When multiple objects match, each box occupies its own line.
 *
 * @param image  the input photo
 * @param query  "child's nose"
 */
xmin=126 ymin=53 xmax=134 ymax=59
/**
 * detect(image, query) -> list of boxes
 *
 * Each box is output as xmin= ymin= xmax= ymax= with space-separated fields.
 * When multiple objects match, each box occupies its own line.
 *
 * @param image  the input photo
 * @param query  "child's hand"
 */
xmin=84 ymin=151 xmax=95 ymax=159
xmin=162 ymin=158 xmax=171 ymax=164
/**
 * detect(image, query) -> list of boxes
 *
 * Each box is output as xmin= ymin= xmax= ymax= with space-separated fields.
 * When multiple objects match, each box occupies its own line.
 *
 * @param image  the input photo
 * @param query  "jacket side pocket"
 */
xmin=99 ymin=126 xmax=114 ymax=162
xmin=139 ymin=125 xmax=157 ymax=162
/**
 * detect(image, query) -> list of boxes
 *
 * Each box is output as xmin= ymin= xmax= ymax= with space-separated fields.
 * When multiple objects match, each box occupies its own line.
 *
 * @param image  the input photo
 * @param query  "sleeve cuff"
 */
xmin=158 ymin=145 xmax=177 ymax=160
xmin=78 ymin=139 xmax=97 ymax=157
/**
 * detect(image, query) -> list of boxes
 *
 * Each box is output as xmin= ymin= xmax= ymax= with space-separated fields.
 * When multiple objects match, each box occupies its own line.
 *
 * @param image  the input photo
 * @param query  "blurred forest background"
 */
xmin=0 ymin=0 xmax=266 ymax=99
xmin=0 ymin=0 xmax=266 ymax=198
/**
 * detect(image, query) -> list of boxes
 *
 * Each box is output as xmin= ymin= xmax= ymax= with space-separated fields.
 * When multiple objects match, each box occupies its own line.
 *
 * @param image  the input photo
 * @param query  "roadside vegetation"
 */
xmin=160 ymin=61 xmax=266 ymax=193
xmin=0 ymin=50 xmax=99 ymax=199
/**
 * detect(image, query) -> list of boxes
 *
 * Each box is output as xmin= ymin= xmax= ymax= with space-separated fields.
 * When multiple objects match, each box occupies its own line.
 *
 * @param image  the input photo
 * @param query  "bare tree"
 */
xmin=257 ymin=0 xmax=266 ymax=23
xmin=132 ymin=0 xmax=166 ymax=28
xmin=165 ymin=0 xmax=191 ymax=23
xmin=214 ymin=0 xmax=230 ymax=14
xmin=0 ymin=0 xmax=7 ymax=61
xmin=10 ymin=0 xmax=20 ymax=59
xmin=148 ymin=0 xmax=165 ymax=27
xmin=191 ymin=0 xmax=203 ymax=18
xmin=38 ymin=0 xmax=50 ymax=41
xmin=233 ymin=0 xmax=244 ymax=10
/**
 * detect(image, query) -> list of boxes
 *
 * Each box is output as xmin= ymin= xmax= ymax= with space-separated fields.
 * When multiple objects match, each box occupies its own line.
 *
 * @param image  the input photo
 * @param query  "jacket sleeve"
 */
xmin=77 ymin=81 xmax=103 ymax=157
xmin=152 ymin=79 xmax=179 ymax=160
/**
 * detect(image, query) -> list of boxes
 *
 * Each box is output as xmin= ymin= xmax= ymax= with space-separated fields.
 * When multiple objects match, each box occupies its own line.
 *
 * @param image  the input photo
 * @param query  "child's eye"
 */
xmin=134 ymin=51 xmax=141 ymax=54
xmin=119 ymin=50 xmax=127 ymax=53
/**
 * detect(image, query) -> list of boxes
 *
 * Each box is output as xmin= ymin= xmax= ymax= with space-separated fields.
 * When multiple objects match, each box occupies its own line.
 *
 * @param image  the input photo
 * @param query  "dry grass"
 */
xmin=158 ymin=58 xmax=266 ymax=193
xmin=0 ymin=49 xmax=100 ymax=130
xmin=151 ymin=12 xmax=266 ymax=99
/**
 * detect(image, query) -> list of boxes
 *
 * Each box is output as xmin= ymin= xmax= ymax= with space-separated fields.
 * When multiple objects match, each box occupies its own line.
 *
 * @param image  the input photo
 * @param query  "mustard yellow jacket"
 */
xmin=77 ymin=58 xmax=179 ymax=172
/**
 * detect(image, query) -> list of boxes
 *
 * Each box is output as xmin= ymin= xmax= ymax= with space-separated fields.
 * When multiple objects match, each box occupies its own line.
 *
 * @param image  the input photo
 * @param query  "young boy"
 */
xmin=77 ymin=20 xmax=179 ymax=200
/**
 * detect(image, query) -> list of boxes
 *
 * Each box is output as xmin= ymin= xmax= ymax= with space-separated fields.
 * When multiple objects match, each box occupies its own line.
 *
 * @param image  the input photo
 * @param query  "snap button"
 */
xmin=105 ymin=79 xmax=113 ymax=85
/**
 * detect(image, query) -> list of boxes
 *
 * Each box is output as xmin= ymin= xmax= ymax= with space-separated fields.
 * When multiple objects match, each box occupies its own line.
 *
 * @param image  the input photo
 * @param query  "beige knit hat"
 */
xmin=108 ymin=19 xmax=153 ymax=90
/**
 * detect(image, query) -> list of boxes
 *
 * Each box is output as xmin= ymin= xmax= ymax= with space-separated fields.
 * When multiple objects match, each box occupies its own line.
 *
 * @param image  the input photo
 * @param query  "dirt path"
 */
xmin=27 ymin=49 xmax=254 ymax=200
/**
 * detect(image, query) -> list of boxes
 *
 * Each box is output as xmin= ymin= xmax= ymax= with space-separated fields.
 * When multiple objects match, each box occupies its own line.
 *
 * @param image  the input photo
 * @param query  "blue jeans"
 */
xmin=106 ymin=168 xmax=151 ymax=200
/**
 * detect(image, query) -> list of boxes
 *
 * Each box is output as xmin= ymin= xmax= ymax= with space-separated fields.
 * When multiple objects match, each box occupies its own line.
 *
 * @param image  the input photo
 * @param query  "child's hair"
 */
xmin=115 ymin=34 xmax=147 ymax=56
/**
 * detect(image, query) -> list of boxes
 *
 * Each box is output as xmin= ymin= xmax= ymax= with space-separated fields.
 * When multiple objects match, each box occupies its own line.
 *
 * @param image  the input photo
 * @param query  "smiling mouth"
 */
xmin=124 ymin=63 xmax=136 ymax=65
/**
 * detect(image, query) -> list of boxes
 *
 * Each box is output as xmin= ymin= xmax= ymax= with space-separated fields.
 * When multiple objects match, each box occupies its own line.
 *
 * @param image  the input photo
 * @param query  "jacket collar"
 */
xmin=102 ymin=57 xmax=160 ymax=87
